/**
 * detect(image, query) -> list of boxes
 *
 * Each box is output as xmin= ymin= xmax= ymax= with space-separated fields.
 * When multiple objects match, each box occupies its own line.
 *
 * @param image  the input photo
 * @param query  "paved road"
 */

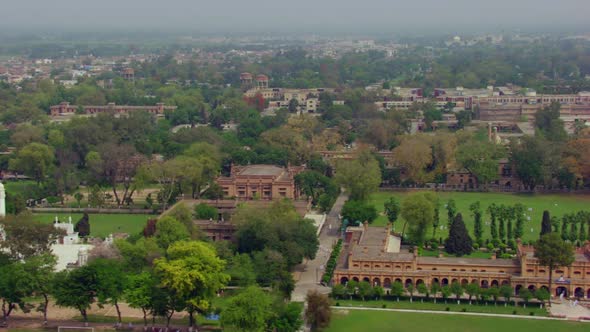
xmin=292 ymin=193 xmax=348 ymax=302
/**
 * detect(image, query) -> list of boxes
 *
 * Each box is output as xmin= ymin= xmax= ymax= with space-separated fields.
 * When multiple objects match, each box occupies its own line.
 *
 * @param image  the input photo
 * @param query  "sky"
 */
xmin=1 ymin=0 xmax=590 ymax=35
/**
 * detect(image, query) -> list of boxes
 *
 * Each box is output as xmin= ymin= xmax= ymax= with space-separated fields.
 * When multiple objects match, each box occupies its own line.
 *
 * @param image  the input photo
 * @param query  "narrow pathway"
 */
xmin=292 ymin=193 xmax=348 ymax=302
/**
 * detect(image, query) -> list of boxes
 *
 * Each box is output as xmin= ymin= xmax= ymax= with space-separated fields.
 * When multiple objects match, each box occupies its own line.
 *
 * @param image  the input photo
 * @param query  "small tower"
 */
xmin=256 ymin=74 xmax=269 ymax=89
xmin=0 ymin=182 xmax=5 ymax=218
xmin=240 ymin=72 xmax=253 ymax=90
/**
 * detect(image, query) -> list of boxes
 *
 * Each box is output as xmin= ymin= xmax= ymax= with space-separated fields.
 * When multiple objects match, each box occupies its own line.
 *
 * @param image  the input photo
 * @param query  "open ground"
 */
xmin=31 ymin=213 xmax=152 ymax=238
xmin=327 ymin=309 xmax=589 ymax=332
xmin=369 ymin=191 xmax=590 ymax=242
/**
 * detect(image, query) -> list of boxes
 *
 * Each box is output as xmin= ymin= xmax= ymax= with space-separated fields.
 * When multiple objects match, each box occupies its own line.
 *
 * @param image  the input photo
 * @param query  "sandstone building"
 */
xmin=333 ymin=223 xmax=590 ymax=299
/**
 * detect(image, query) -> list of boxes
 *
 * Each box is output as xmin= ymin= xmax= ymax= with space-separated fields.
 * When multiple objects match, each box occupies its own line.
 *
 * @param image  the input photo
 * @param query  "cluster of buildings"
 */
xmin=333 ymin=223 xmax=590 ymax=300
xmin=241 ymin=73 xmax=340 ymax=113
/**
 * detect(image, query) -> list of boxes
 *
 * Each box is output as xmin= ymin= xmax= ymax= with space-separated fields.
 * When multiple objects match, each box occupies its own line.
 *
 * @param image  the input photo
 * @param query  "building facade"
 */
xmin=216 ymin=164 xmax=305 ymax=200
xmin=333 ymin=223 xmax=590 ymax=299
xmin=50 ymin=101 xmax=177 ymax=117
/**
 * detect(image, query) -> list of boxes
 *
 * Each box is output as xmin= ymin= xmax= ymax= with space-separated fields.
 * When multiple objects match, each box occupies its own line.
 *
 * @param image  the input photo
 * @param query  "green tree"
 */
xmin=331 ymin=284 xmax=346 ymax=300
xmin=221 ymin=286 xmax=274 ymax=332
xmin=535 ymin=288 xmax=550 ymax=307
xmin=450 ymin=281 xmax=463 ymax=302
xmin=500 ymin=285 xmax=513 ymax=305
xmin=470 ymin=201 xmax=483 ymax=244
xmin=513 ymin=203 xmax=525 ymax=240
xmin=341 ymin=200 xmax=378 ymax=226
xmin=391 ymin=281 xmax=404 ymax=301
xmin=233 ymin=201 xmax=318 ymax=269
xmin=456 ymin=140 xmax=504 ymax=186
xmin=518 ymin=288 xmax=532 ymax=307
xmin=334 ymin=150 xmax=381 ymax=201
xmin=534 ymin=232 xmax=575 ymax=305
xmin=465 ymin=283 xmax=479 ymax=304
xmin=445 ymin=213 xmax=473 ymax=256
xmin=305 ymin=290 xmax=331 ymax=332
xmin=406 ymin=283 xmax=415 ymax=301
xmin=23 ymin=254 xmax=56 ymax=324
xmin=89 ymin=259 xmax=126 ymax=325
xmin=417 ymin=283 xmax=429 ymax=300
xmin=446 ymin=199 xmax=457 ymax=227
xmin=0 ymin=215 xmax=64 ymax=260
xmin=124 ymin=272 xmax=155 ymax=327
xmin=154 ymin=216 xmax=190 ymax=250
xmin=9 ymin=142 xmax=54 ymax=185
xmin=194 ymin=203 xmax=218 ymax=220
xmin=384 ymin=197 xmax=400 ymax=225
xmin=535 ymin=101 xmax=566 ymax=141
xmin=154 ymin=241 xmax=229 ymax=329
xmin=401 ymin=192 xmax=434 ymax=245
xmin=0 ymin=262 xmax=34 ymax=323
xmin=488 ymin=203 xmax=499 ymax=240
xmin=226 ymin=253 xmax=257 ymax=287
xmin=441 ymin=286 xmax=451 ymax=303
xmin=357 ymin=281 xmax=373 ymax=301
xmin=430 ymin=282 xmax=441 ymax=303
xmin=53 ymin=266 xmax=98 ymax=324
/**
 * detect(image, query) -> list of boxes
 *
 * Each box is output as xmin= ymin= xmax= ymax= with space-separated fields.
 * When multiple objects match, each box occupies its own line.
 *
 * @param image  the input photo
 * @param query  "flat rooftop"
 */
xmin=238 ymin=165 xmax=284 ymax=176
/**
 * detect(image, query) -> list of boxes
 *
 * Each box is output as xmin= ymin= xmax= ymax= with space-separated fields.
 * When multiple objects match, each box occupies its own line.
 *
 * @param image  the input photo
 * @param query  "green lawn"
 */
xmin=370 ymin=191 xmax=590 ymax=242
xmin=419 ymin=249 xmax=493 ymax=259
xmin=327 ymin=310 xmax=588 ymax=332
xmin=32 ymin=213 xmax=153 ymax=238
xmin=334 ymin=298 xmax=547 ymax=316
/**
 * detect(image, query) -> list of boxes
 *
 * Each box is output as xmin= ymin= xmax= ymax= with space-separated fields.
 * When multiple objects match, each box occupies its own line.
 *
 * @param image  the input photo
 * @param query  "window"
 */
xmin=375 ymin=265 xmax=381 ymax=268
xmin=364 ymin=264 xmax=370 ymax=268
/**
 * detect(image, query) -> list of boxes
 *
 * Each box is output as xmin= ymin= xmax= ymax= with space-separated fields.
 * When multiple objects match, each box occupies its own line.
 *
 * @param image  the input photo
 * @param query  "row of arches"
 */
xmin=339 ymin=276 xmax=590 ymax=298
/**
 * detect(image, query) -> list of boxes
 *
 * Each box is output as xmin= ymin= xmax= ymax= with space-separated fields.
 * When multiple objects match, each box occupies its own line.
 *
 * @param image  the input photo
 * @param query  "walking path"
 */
xmin=292 ymin=193 xmax=348 ymax=302
xmin=333 ymin=306 xmax=590 ymax=321
xmin=549 ymin=301 xmax=590 ymax=319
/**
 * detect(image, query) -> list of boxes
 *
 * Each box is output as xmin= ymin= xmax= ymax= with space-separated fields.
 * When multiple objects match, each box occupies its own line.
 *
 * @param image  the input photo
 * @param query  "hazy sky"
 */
xmin=2 ymin=0 xmax=590 ymax=34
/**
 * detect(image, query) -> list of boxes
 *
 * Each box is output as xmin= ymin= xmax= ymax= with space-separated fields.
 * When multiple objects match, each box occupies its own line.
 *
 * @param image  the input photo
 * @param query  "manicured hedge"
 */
xmin=322 ymin=239 xmax=343 ymax=284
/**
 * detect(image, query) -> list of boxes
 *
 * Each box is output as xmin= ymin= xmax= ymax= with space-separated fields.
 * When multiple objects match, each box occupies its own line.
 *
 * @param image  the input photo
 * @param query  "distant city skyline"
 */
xmin=1 ymin=0 xmax=590 ymax=35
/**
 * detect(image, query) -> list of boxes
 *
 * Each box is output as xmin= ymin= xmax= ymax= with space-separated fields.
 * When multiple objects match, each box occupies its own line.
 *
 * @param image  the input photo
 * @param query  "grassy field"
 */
xmin=327 ymin=309 xmax=588 ymax=332
xmin=334 ymin=298 xmax=547 ymax=316
xmin=32 ymin=213 xmax=152 ymax=238
xmin=369 ymin=191 xmax=590 ymax=242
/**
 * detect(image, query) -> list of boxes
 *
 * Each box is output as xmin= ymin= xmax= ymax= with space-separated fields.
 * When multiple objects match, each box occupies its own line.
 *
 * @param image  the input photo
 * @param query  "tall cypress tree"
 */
xmin=445 ymin=213 xmax=473 ymax=256
xmin=470 ymin=202 xmax=483 ymax=243
xmin=561 ymin=215 xmax=568 ymax=241
xmin=488 ymin=204 xmax=498 ymax=240
xmin=540 ymin=210 xmax=552 ymax=236
xmin=514 ymin=203 xmax=525 ymax=239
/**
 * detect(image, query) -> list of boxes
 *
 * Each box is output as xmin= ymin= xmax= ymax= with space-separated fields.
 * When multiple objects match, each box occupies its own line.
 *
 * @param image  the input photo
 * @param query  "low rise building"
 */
xmin=216 ymin=164 xmax=305 ymax=200
xmin=50 ymin=101 xmax=176 ymax=117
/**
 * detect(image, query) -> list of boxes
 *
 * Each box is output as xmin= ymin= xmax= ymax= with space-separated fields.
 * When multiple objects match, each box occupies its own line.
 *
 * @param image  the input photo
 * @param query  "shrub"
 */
xmin=336 ymin=302 xmax=340 ymax=307
xmin=445 ymin=307 xmax=450 ymax=311
xmin=487 ymin=242 xmax=495 ymax=251
xmin=529 ymin=312 xmax=535 ymax=316
xmin=382 ymin=304 xmax=387 ymax=308
xmin=473 ymin=242 xmax=480 ymax=250
xmin=512 ymin=310 xmax=517 ymax=315
xmin=461 ymin=308 xmax=467 ymax=312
